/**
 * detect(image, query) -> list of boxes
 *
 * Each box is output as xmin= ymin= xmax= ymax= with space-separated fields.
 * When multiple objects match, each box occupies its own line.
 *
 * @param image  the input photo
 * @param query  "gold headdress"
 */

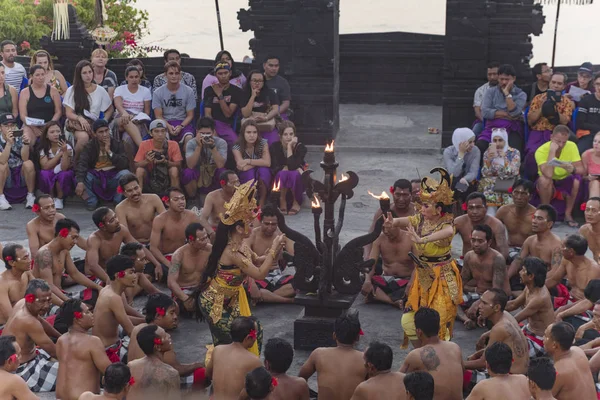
xmin=220 ymin=179 xmax=259 ymax=226
xmin=419 ymin=167 xmax=454 ymax=206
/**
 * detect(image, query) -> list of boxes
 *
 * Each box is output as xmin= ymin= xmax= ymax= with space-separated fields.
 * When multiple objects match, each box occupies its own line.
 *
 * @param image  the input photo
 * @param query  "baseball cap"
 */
xmin=92 ymin=119 xmax=109 ymax=132
xmin=0 ymin=113 xmax=16 ymax=125
xmin=578 ymin=62 xmax=593 ymax=75
xmin=149 ymin=119 xmax=167 ymax=131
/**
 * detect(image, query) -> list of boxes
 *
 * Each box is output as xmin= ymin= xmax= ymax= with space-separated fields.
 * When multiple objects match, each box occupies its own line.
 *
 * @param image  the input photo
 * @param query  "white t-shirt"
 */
xmin=39 ymin=144 xmax=74 ymax=173
xmin=114 ymin=85 xmax=151 ymax=115
xmin=63 ymin=85 xmax=112 ymax=120
xmin=2 ymin=62 xmax=26 ymax=91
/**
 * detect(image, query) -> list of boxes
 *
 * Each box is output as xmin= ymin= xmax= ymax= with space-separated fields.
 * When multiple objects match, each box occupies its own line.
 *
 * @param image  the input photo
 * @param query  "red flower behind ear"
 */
xmin=389 ymin=186 xmax=395 ymax=194
xmin=25 ymin=294 xmax=35 ymax=303
xmin=73 ymin=311 xmax=83 ymax=319
xmin=154 ymin=337 xmax=163 ymax=345
xmin=32 ymin=204 xmax=40 ymax=212
xmin=162 ymin=196 xmax=169 ymax=203
xmin=117 ymin=186 xmax=124 ymax=194
xmin=220 ymin=179 xmax=226 ymax=187
xmin=271 ymin=377 xmax=278 ymax=387
xmin=156 ymin=307 xmax=166 ymax=317
xmin=5 ymin=256 xmax=12 ymax=261
xmin=117 ymin=271 xmax=126 ymax=278
xmin=8 ymin=354 xmax=17 ymax=363
xmin=128 ymin=377 xmax=135 ymax=386
xmin=188 ymin=235 xmax=195 ymax=242
xmin=248 ymin=329 xmax=257 ymax=340
xmin=359 ymin=329 xmax=364 ymax=336
xmin=462 ymin=203 xmax=468 ymax=211
xmin=98 ymin=222 xmax=104 ymax=228
xmin=581 ymin=202 xmax=587 ymax=211
xmin=59 ymin=228 xmax=69 ymax=238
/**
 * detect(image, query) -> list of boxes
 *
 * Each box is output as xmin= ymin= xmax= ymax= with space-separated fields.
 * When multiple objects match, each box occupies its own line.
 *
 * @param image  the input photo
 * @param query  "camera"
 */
xmin=151 ymin=151 xmax=165 ymax=160
xmin=547 ymin=90 xmax=562 ymax=102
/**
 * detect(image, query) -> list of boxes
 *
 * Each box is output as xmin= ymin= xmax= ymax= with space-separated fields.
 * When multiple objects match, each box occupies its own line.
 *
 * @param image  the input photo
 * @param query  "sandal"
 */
xmin=565 ymin=218 xmax=580 ymax=228
xmin=288 ymin=206 xmax=301 ymax=216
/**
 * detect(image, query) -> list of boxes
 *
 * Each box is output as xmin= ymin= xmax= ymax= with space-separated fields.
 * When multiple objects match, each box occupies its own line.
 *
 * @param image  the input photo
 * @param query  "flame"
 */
xmin=325 ymin=140 xmax=335 ymax=152
xmin=272 ymin=179 xmax=281 ymax=192
xmin=340 ymin=173 xmax=349 ymax=182
xmin=368 ymin=190 xmax=390 ymax=200
xmin=311 ymin=195 xmax=321 ymax=208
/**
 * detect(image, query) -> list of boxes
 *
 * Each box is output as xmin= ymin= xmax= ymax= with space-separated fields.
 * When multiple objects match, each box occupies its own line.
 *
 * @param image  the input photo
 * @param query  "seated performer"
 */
xmin=580 ymin=197 xmax=600 ymax=262
xmin=466 ymin=342 xmax=530 ymax=400
xmin=167 ymin=223 xmax=211 ymax=315
xmin=351 ymin=341 xmax=406 ymax=400
xmin=127 ymin=325 xmax=180 ymax=400
xmin=149 ymin=187 xmax=201 ymax=268
xmin=0 ymin=244 xmax=35 ymax=329
xmin=240 ymin=366 xmax=277 ymax=400
xmin=78 ymin=362 xmax=133 ymax=400
xmin=119 ymin=242 xmax=160 ymax=304
xmin=527 ymin=357 xmax=558 ymax=400
xmin=206 ymin=317 xmax=262 ymax=400
xmin=0 ymin=336 xmax=39 ymax=400
xmin=56 ymin=300 xmax=111 ymax=400
xmin=400 ymin=308 xmax=464 ymax=400
xmin=92 ymin=256 xmax=145 ymax=364
xmin=263 ymin=338 xmax=309 ymax=400
xmin=506 ymin=257 xmax=554 ymax=358
xmin=198 ymin=170 xmax=239 ymax=237
xmin=299 ymin=314 xmax=366 ymax=400
xmin=404 ymin=371 xmax=434 ymax=400
xmin=1 ymin=279 xmax=59 ymax=392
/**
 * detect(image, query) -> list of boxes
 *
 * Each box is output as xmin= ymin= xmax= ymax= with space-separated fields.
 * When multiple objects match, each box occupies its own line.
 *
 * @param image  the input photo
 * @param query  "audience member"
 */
xmin=576 ymin=73 xmax=600 ymax=154
xmin=91 ymin=49 xmax=118 ymax=99
xmin=0 ymin=112 xmax=35 ymax=209
xmin=535 ymin=125 xmax=584 ymax=227
xmin=472 ymin=62 xmax=500 ymax=136
xmin=31 ymin=49 xmax=68 ymax=95
xmin=479 ymin=64 xmax=527 ymax=154
xmin=263 ymin=55 xmax=291 ymax=119
xmin=181 ymin=117 xmax=227 ymax=198
xmin=263 ymin=338 xmax=309 ymax=400
xmin=0 ymin=40 xmax=26 ymax=91
xmin=78 ymin=362 xmax=132 ymax=400
xmin=524 ymin=62 xmax=552 ymax=103
xmin=63 ymin=60 xmax=113 ymax=157
xmin=119 ymin=58 xmax=152 ymax=90
xmin=38 ymin=122 xmax=74 ymax=209
xmin=201 ymin=50 xmax=247 ymax=99
xmin=443 ymin=128 xmax=480 ymax=200
xmin=582 ymin=133 xmax=600 ymax=198
xmin=18 ymin=65 xmax=62 ymax=143
xmin=580 ymin=196 xmax=600 ymax=261
xmin=350 ymin=341 xmax=406 ymax=400
xmin=0 ymin=63 xmax=18 ymax=116
xmin=566 ymin=62 xmax=594 ymax=96
xmin=0 ymin=335 xmax=39 ymax=400
xmin=477 ymin=128 xmax=521 ymax=215
xmin=0 ymin=243 xmax=35 ymax=328
xmin=403 ymin=371 xmax=434 ymax=400
xmin=204 ymin=62 xmax=245 ymax=145
xmin=232 ymin=120 xmax=271 ymax=206
xmin=495 ymin=178 xmax=536 ymax=252
xmin=198 ymin=170 xmax=239 ymax=235
xmin=241 ymin=70 xmax=280 ymax=145
xmin=527 ymin=357 xmax=557 ymax=400
xmin=153 ymin=49 xmax=198 ymax=102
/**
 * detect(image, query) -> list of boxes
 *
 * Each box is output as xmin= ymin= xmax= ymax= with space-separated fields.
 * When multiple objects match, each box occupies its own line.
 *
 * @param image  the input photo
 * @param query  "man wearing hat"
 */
xmin=0 ymin=113 xmax=36 ymax=210
xmin=133 ymin=119 xmax=182 ymax=194
xmin=74 ymin=119 xmax=130 ymax=210
xmin=576 ymin=70 xmax=600 ymax=154
xmin=203 ymin=62 xmax=244 ymax=146
xmin=566 ymin=62 xmax=594 ymax=96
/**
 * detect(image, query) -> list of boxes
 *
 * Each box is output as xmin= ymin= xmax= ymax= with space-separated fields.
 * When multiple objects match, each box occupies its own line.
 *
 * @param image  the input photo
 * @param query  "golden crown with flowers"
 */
xmin=220 ymin=179 xmax=259 ymax=226
xmin=419 ymin=167 xmax=454 ymax=206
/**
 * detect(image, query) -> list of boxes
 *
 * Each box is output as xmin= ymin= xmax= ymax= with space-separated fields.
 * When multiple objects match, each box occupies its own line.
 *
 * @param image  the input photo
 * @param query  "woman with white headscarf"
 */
xmin=478 ymin=128 xmax=521 ymax=215
xmin=443 ymin=127 xmax=481 ymax=201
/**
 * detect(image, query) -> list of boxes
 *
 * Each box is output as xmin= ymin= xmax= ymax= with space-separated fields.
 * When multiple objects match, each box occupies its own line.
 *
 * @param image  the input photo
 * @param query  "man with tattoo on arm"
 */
xmin=400 ymin=308 xmax=463 ymax=400
xmin=458 ymin=225 xmax=509 ymax=329
xmin=351 ymin=342 xmax=406 ymax=400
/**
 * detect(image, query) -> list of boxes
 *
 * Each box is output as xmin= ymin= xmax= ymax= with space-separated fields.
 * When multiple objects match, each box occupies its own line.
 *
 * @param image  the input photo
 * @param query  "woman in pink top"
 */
xmin=582 ymin=131 xmax=600 ymax=198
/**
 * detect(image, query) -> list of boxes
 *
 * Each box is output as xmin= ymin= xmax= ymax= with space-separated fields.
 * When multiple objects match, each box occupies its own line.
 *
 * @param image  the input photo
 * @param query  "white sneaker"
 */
xmin=25 ymin=193 xmax=35 ymax=209
xmin=54 ymin=198 xmax=64 ymax=210
xmin=0 ymin=195 xmax=12 ymax=210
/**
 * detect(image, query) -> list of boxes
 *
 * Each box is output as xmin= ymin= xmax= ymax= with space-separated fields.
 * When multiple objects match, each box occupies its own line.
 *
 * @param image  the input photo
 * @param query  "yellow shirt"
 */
xmin=535 ymin=141 xmax=580 ymax=180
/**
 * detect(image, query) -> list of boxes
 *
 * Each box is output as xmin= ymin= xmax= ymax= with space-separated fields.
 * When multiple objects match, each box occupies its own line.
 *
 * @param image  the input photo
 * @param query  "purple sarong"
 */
xmin=167 ymin=119 xmax=194 ymax=144
xmin=87 ymin=169 xmax=121 ymax=201
xmin=261 ymin=127 xmax=280 ymax=146
xmin=214 ymin=120 xmax=238 ymax=146
xmin=238 ymin=167 xmax=271 ymax=187
xmin=275 ymin=169 xmax=304 ymax=206
xmin=181 ymin=167 xmax=226 ymax=194
xmin=532 ymin=174 xmax=583 ymax=220
xmin=479 ymin=118 xmax=523 ymax=143
xmin=524 ymin=129 xmax=552 ymax=174
xmin=4 ymin=165 xmax=27 ymax=203
xmin=38 ymin=170 xmax=75 ymax=197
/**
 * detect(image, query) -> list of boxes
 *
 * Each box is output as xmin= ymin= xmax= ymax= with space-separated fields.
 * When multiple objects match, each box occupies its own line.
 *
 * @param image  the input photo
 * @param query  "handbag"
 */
xmin=493 ymin=178 xmax=515 ymax=193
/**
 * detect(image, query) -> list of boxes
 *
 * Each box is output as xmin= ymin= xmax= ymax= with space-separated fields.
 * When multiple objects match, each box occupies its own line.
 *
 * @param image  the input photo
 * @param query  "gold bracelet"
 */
xmin=267 ymin=249 xmax=277 ymax=259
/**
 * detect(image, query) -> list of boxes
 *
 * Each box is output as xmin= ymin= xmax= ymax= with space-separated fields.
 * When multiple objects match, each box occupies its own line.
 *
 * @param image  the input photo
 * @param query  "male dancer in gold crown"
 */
xmin=383 ymin=168 xmax=463 ymax=349
xmin=197 ymin=180 xmax=286 ymax=355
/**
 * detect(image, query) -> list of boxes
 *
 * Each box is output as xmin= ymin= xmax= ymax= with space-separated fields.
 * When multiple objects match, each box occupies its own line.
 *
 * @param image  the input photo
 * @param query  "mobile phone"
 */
xmin=455 ymin=181 xmax=469 ymax=192
xmin=11 ymin=130 xmax=23 ymax=138
xmin=59 ymin=134 xmax=66 ymax=142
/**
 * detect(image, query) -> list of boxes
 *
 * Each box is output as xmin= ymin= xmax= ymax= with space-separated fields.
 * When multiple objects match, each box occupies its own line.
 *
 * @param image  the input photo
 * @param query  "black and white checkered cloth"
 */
xmin=15 ymin=349 xmax=58 ymax=392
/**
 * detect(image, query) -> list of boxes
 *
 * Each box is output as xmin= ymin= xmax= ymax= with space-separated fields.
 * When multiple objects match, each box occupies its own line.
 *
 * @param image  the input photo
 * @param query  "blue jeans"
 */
xmin=84 ymin=169 xmax=130 ymax=208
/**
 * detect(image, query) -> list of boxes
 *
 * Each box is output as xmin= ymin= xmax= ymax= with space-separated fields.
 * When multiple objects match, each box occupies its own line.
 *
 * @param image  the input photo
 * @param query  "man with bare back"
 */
xmin=299 ymin=313 xmax=367 ymax=400
xmin=351 ymin=341 xmax=406 ymax=400
xmin=56 ymin=299 xmax=112 ymax=400
xmin=115 ymin=173 xmax=166 ymax=245
xmin=86 ymin=207 xmax=162 ymax=285
xmin=199 ymin=170 xmax=239 ymax=237
xmin=26 ymin=194 xmax=86 ymax=259
xmin=495 ymin=179 xmax=536 ymax=258
xmin=463 ymin=289 xmax=529 ymax=395
xmin=0 ymin=244 xmax=35 ymax=329
xmin=458 ymin=225 xmax=509 ymax=329
xmin=263 ymin=338 xmax=309 ymax=400
xmin=0 ymin=336 xmax=39 ymax=400
xmin=544 ymin=322 xmax=597 ymax=400
xmin=506 ymin=257 xmax=555 ymax=358
xmin=78 ymin=363 xmax=133 ymax=400
xmin=167 ymin=223 xmax=211 ymax=315
xmin=400 ymin=307 xmax=463 ymax=400
xmin=580 ymin=197 xmax=600 ymax=262
xmin=149 ymin=187 xmax=201 ymax=268
xmin=92 ymin=255 xmax=144 ymax=363
xmin=207 ymin=317 xmax=263 ymax=400
xmin=1 ymin=279 xmax=59 ymax=392
xmin=33 ymin=219 xmax=103 ymax=306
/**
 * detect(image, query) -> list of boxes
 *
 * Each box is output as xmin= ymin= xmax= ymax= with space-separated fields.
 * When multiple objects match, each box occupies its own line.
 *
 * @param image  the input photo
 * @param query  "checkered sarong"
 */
xmin=462 ymin=292 xmax=480 ymax=309
xmin=180 ymin=367 xmax=206 ymax=390
xmin=15 ymin=349 xmax=59 ymax=392
xmin=463 ymin=369 xmax=489 ymax=397
xmin=523 ymin=324 xmax=546 ymax=358
xmin=105 ymin=336 xmax=130 ymax=363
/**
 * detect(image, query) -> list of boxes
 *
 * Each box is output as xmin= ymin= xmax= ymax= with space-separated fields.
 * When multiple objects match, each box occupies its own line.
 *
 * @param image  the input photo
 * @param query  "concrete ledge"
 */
xmin=306 ymin=145 xmax=443 ymax=155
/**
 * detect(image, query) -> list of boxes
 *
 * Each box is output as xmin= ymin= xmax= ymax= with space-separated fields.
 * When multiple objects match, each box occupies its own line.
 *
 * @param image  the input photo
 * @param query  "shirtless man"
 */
xmin=544 ymin=322 xmax=597 ymax=400
xmin=454 ymin=192 xmax=509 ymax=259
xmin=127 ymin=325 xmax=180 ymax=400
xmin=245 ymin=205 xmax=296 ymax=304
xmin=263 ymin=338 xmax=309 ymax=400
xmin=127 ymin=293 xmax=205 ymax=389
xmin=0 ymin=336 xmax=38 ymax=400
xmin=115 ymin=173 xmax=166 ymax=244
xmin=299 ymin=313 xmax=366 ymax=400
xmin=199 ymin=170 xmax=239 ymax=239
xmin=149 ymin=187 xmax=202 ymax=268
xmin=119 ymin=242 xmax=160 ymax=304
xmin=92 ymin=255 xmax=144 ymax=363
xmin=458 ymin=224 xmax=509 ymax=329
xmin=351 ymin=342 xmax=406 ymax=400
xmin=1 ymin=279 xmax=59 ymax=392
xmin=466 ymin=342 xmax=530 ymax=400
xmin=403 ymin=372 xmax=434 ymax=400
xmin=56 ymin=299 xmax=111 ymax=400
xmin=33 ymin=218 xmax=103 ymax=305
xmin=0 ymin=244 xmax=35 ymax=328
xmin=167 ymin=223 xmax=211 ymax=314
xmin=26 ymin=194 xmax=86 ymax=259
xmin=507 ymin=205 xmax=563 ymax=292
xmin=207 ymin=317 xmax=263 ymax=400
xmin=495 ymin=179 xmax=536 ymax=253
xmin=580 ymin=197 xmax=600 ymax=262
xmin=506 ymin=257 xmax=555 ymax=358
xmin=400 ymin=307 xmax=463 ymax=400
xmin=528 ymin=358 xmax=558 ymax=400
xmin=87 ymin=207 xmax=162 ymax=285
xmin=78 ymin=363 xmax=133 ymax=400
xmin=410 ymin=179 xmax=421 ymax=203
xmin=361 ymin=219 xmax=414 ymax=309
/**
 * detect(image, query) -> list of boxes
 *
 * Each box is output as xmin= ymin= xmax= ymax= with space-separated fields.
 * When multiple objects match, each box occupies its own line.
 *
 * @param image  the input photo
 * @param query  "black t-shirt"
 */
xmin=524 ymin=82 xmax=547 ymax=103
xmin=203 ymin=84 xmax=244 ymax=125
xmin=246 ymin=89 xmax=279 ymax=113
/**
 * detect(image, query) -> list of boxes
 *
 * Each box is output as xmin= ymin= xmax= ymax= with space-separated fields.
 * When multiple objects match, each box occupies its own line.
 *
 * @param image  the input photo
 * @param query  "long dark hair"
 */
xmin=72 ymin=60 xmax=93 ymax=114
xmin=246 ymin=69 xmax=271 ymax=106
xmin=236 ymin=120 xmax=263 ymax=158
xmin=39 ymin=121 xmax=63 ymax=158
xmin=213 ymin=50 xmax=243 ymax=79
xmin=199 ymin=220 xmax=245 ymax=290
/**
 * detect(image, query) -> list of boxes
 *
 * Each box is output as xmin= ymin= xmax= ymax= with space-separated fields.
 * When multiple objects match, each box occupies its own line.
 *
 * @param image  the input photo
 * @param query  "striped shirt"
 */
xmin=232 ymin=139 xmax=268 ymax=160
xmin=2 ymin=62 xmax=26 ymax=92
